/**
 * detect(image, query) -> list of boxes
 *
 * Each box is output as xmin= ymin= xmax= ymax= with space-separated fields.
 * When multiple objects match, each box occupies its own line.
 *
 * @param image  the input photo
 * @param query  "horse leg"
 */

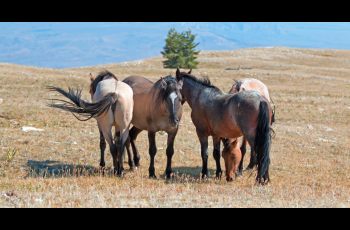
xmin=197 ymin=131 xmax=209 ymax=179
xmin=115 ymin=128 xmax=130 ymax=177
xmin=237 ymin=137 xmax=247 ymax=175
xmin=233 ymin=144 xmax=242 ymax=178
xmin=246 ymin=147 xmax=257 ymax=170
xmin=148 ymin=131 xmax=157 ymax=178
xmin=212 ymin=136 xmax=222 ymax=179
xmin=130 ymin=126 xmax=142 ymax=167
xmin=99 ymin=121 xmax=117 ymax=176
xmin=114 ymin=130 xmax=125 ymax=172
xmin=99 ymin=129 xmax=106 ymax=168
xmin=165 ymin=130 xmax=178 ymax=179
xmin=125 ymin=136 xmax=135 ymax=170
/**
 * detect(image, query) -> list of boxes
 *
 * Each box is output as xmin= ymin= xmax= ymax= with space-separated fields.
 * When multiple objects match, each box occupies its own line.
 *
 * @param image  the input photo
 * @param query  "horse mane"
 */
xmin=90 ymin=70 xmax=118 ymax=94
xmin=153 ymin=75 xmax=178 ymax=102
xmin=180 ymin=72 xmax=222 ymax=93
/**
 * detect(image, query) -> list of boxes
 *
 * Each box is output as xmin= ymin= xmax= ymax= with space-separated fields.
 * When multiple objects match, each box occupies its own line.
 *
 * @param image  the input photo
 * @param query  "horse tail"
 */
xmin=47 ymin=86 xmax=118 ymax=121
xmin=270 ymin=95 xmax=276 ymax=125
xmin=253 ymin=99 xmax=271 ymax=184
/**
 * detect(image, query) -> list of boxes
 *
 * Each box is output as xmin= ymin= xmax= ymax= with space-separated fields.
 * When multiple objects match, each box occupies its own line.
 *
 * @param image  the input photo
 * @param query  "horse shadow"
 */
xmin=159 ymin=166 xmax=218 ymax=184
xmin=26 ymin=160 xmax=109 ymax=178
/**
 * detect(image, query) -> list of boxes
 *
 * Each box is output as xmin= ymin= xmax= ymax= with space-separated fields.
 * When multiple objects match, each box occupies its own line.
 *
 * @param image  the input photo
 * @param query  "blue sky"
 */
xmin=1 ymin=22 xmax=350 ymax=68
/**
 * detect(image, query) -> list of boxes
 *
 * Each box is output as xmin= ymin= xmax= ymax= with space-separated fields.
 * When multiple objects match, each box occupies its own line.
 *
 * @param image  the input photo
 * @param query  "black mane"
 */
xmin=153 ymin=75 xmax=179 ymax=102
xmin=180 ymin=72 xmax=222 ymax=94
xmin=90 ymin=70 xmax=118 ymax=94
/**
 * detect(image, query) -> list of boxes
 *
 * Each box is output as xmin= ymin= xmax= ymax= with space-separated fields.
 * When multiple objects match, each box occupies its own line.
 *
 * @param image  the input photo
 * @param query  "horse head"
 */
xmin=157 ymin=75 xmax=183 ymax=128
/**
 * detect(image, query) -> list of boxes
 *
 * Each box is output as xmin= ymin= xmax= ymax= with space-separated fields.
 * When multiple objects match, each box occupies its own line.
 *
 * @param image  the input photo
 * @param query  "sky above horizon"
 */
xmin=1 ymin=22 xmax=350 ymax=68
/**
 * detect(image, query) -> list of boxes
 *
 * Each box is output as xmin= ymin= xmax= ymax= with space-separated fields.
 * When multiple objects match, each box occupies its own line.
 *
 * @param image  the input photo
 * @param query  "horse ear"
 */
xmin=160 ymin=78 xmax=167 ymax=89
xmin=176 ymin=68 xmax=181 ymax=77
xmin=188 ymin=69 xmax=192 ymax=74
xmin=89 ymin=73 xmax=94 ymax=82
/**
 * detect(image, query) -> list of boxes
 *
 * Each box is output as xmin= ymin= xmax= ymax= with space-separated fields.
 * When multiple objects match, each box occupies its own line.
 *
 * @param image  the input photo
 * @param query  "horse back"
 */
xmin=123 ymin=76 xmax=154 ymax=94
xmin=230 ymin=78 xmax=271 ymax=102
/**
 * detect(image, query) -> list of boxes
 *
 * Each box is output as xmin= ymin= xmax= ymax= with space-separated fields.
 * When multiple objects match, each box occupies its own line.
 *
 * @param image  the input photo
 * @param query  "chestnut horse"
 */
xmin=123 ymin=75 xmax=183 ymax=179
xmin=176 ymin=69 xmax=273 ymax=184
xmin=48 ymin=71 xmax=134 ymax=176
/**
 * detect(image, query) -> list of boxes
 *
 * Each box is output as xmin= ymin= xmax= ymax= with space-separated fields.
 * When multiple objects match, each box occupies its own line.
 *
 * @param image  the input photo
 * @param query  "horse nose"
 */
xmin=172 ymin=117 xmax=179 ymax=126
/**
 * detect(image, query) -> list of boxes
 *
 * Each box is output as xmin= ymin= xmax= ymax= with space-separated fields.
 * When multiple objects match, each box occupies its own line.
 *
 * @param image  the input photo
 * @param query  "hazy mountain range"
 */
xmin=1 ymin=22 xmax=350 ymax=68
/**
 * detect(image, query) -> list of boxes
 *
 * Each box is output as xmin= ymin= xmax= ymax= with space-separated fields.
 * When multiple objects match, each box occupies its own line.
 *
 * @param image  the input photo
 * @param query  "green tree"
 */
xmin=161 ymin=28 xmax=200 ymax=69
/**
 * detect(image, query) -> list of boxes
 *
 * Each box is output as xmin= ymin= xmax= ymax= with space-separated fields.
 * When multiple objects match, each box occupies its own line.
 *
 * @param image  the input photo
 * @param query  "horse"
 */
xmin=175 ymin=69 xmax=273 ymax=184
xmin=229 ymin=78 xmax=275 ymax=124
xmin=222 ymin=78 xmax=275 ymax=177
xmin=48 ymin=71 xmax=134 ymax=176
xmin=122 ymin=75 xmax=183 ymax=179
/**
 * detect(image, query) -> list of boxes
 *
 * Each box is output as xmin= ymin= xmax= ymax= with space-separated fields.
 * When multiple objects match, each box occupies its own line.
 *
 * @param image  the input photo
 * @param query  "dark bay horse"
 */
xmin=122 ymin=75 xmax=183 ymax=179
xmin=175 ymin=69 xmax=273 ymax=184
xmin=48 ymin=71 xmax=134 ymax=176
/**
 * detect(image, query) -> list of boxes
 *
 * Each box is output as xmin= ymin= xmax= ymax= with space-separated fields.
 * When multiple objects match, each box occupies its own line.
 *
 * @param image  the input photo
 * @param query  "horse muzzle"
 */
xmin=170 ymin=117 xmax=180 ymax=127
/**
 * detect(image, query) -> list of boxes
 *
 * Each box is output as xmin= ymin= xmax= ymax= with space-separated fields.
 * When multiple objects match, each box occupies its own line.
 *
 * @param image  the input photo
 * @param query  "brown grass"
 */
xmin=0 ymin=47 xmax=349 ymax=207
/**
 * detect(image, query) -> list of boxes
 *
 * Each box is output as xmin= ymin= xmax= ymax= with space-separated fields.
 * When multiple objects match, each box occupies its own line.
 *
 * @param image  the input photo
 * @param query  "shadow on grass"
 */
xmin=25 ymin=160 xmax=223 ymax=183
xmin=159 ymin=166 xmax=220 ymax=184
xmin=26 ymin=160 xmax=111 ymax=178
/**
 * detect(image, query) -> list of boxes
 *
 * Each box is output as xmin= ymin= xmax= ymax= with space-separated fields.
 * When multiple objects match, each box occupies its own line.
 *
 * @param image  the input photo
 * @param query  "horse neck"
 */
xmin=182 ymin=78 xmax=220 ymax=108
xmin=181 ymin=78 xmax=200 ymax=108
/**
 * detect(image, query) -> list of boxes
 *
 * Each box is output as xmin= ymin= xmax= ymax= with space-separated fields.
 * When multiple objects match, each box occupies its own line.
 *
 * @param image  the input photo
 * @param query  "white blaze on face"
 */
xmin=169 ymin=92 xmax=178 ymax=114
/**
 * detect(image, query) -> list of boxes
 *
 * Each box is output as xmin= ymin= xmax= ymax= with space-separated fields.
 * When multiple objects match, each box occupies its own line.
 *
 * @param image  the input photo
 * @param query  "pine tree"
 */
xmin=161 ymin=28 xmax=200 ymax=69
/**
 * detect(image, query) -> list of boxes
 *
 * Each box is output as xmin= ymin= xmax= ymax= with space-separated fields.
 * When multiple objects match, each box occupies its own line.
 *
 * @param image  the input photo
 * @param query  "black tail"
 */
xmin=270 ymin=95 xmax=276 ymax=125
xmin=47 ymin=86 xmax=118 ymax=121
xmin=254 ymin=100 xmax=271 ymax=184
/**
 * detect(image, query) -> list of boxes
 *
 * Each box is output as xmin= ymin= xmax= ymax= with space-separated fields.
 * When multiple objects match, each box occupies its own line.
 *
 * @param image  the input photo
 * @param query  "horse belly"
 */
xmin=209 ymin=118 xmax=243 ymax=139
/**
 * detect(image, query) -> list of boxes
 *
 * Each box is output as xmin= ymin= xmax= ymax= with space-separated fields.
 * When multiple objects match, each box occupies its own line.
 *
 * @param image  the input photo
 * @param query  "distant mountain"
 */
xmin=1 ymin=22 xmax=350 ymax=68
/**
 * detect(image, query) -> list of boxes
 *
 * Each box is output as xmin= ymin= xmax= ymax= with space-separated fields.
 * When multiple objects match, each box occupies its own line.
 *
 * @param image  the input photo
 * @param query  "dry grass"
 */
xmin=0 ymin=47 xmax=349 ymax=207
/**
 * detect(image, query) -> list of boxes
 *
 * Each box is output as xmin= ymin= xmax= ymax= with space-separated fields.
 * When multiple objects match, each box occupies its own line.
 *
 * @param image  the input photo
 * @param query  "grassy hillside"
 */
xmin=0 ymin=47 xmax=349 ymax=207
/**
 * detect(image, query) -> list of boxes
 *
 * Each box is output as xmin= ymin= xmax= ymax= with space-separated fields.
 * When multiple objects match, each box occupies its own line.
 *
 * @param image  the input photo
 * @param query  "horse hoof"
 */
xmin=255 ymin=177 xmax=270 ymax=186
xmin=215 ymin=171 xmax=222 ymax=180
xmin=226 ymin=177 xmax=234 ymax=182
xmin=129 ymin=166 xmax=137 ymax=172
xmin=114 ymin=169 xmax=124 ymax=177
xmin=166 ymin=172 xmax=175 ymax=180
xmin=130 ymin=166 xmax=138 ymax=171
xmin=149 ymin=174 xmax=157 ymax=179
xmin=201 ymin=173 xmax=209 ymax=180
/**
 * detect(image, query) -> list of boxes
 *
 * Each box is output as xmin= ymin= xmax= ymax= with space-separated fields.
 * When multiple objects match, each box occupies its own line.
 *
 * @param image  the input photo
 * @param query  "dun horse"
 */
xmin=122 ymin=75 xmax=183 ymax=179
xmin=48 ymin=71 xmax=134 ymax=176
xmin=176 ymin=69 xmax=273 ymax=184
xmin=222 ymin=78 xmax=275 ymax=181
